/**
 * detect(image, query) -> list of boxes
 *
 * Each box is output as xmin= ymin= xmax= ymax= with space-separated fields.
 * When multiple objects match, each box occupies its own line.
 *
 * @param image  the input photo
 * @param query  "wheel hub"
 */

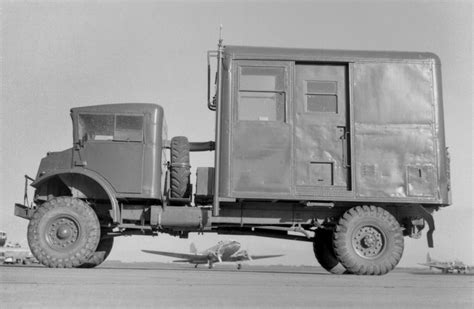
xmin=353 ymin=226 xmax=385 ymax=258
xmin=362 ymin=235 xmax=375 ymax=247
xmin=56 ymin=225 xmax=72 ymax=240
xmin=46 ymin=217 xmax=79 ymax=249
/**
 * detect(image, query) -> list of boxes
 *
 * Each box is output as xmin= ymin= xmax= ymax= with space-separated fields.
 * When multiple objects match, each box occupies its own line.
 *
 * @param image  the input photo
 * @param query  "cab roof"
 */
xmin=224 ymin=45 xmax=440 ymax=64
xmin=71 ymin=103 xmax=163 ymax=115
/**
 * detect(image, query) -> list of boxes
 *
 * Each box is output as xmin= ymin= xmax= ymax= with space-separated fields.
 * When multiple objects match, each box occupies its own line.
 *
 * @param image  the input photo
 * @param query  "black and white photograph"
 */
xmin=1 ymin=1 xmax=472 ymax=308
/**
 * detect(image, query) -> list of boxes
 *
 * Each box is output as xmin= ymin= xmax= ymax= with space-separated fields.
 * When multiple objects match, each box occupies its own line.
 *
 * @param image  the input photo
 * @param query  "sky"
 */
xmin=0 ymin=0 xmax=472 ymax=267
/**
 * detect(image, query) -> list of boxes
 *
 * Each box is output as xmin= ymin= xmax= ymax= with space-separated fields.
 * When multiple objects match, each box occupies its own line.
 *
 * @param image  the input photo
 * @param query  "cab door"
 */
xmin=75 ymin=113 xmax=145 ymax=194
xmin=230 ymin=61 xmax=293 ymax=197
xmin=294 ymin=64 xmax=351 ymax=195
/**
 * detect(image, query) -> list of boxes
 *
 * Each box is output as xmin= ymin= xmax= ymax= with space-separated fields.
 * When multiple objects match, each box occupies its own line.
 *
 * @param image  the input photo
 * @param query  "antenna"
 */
xmin=218 ymin=24 xmax=223 ymax=48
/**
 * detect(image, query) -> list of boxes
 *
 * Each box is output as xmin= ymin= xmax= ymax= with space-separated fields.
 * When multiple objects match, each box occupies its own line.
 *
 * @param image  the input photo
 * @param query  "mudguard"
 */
xmin=31 ymin=168 xmax=120 ymax=223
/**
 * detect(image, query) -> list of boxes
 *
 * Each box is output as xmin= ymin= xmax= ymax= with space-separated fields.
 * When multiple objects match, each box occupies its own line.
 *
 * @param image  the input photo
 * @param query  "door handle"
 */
xmin=339 ymin=127 xmax=350 ymax=168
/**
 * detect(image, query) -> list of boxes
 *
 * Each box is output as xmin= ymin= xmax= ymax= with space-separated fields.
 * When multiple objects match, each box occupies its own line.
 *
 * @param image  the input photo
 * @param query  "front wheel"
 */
xmin=78 ymin=234 xmax=114 ymax=268
xmin=333 ymin=206 xmax=404 ymax=275
xmin=27 ymin=197 xmax=101 ymax=268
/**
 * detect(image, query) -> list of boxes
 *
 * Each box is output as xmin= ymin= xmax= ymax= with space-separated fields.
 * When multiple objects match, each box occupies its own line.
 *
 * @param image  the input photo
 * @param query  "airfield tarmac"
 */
xmin=1 ymin=263 xmax=473 ymax=308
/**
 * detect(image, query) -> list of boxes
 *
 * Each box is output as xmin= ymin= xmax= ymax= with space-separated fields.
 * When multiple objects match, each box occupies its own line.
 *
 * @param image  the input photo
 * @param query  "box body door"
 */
xmin=230 ymin=61 xmax=293 ymax=196
xmin=294 ymin=64 xmax=351 ymax=195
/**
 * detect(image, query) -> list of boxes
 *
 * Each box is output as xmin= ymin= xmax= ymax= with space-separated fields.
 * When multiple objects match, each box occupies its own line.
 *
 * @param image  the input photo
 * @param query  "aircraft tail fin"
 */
xmin=190 ymin=243 xmax=197 ymax=254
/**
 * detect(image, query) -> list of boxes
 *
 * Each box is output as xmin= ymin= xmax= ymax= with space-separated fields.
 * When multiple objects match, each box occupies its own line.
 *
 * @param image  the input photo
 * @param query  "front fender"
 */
xmin=32 ymin=168 xmax=120 ymax=223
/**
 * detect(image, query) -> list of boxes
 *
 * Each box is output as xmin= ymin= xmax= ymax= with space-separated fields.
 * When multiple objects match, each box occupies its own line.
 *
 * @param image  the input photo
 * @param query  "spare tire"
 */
xmin=170 ymin=136 xmax=191 ymax=199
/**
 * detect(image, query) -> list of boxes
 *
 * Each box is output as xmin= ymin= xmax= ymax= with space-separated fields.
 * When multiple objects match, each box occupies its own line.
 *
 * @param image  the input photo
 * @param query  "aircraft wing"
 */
xmin=142 ymin=249 xmax=206 ymax=261
xmin=250 ymin=254 xmax=285 ymax=260
xmin=229 ymin=254 xmax=284 ymax=261
xmin=418 ymin=263 xmax=451 ymax=270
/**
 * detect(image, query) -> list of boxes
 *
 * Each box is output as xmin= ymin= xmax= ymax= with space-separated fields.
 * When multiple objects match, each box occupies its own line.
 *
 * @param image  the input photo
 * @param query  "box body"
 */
xmin=217 ymin=46 xmax=449 ymax=205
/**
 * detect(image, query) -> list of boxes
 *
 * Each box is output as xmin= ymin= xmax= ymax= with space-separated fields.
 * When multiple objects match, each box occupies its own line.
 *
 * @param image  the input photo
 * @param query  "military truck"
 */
xmin=14 ymin=40 xmax=450 ymax=275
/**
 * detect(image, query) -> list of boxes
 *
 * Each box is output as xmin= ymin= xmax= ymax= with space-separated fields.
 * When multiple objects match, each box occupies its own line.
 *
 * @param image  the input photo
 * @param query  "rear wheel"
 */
xmin=27 ymin=197 xmax=100 ymax=268
xmin=313 ymin=228 xmax=348 ymax=274
xmin=170 ymin=136 xmax=191 ymax=200
xmin=333 ymin=205 xmax=404 ymax=275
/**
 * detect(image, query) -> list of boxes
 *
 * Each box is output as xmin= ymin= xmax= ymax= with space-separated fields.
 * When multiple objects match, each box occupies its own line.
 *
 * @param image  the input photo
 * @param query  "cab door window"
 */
xmin=115 ymin=115 xmax=144 ymax=142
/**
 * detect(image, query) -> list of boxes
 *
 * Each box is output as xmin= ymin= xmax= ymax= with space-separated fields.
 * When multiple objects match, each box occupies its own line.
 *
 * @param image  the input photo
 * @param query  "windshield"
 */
xmin=78 ymin=113 xmax=144 ymax=142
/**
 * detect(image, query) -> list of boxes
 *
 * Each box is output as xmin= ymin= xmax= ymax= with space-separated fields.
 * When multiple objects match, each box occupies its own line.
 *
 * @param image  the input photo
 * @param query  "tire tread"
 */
xmin=27 ymin=197 xmax=100 ymax=268
xmin=333 ymin=205 xmax=404 ymax=275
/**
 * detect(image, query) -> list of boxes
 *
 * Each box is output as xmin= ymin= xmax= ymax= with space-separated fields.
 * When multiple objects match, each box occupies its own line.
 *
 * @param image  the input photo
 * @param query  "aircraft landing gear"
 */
xmin=237 ymin=264 xmax=242 ymax=270
xmin=208 ymin=263 xmax=214 ymax=269
xmin=194 ymin=264 xmax=198 ymax=268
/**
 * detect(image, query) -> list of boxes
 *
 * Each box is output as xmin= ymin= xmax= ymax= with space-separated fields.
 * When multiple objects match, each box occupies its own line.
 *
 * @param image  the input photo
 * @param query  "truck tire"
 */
xmin=78 ymin=234 xmax=114 ymax=268
xmin=170 ymin=136 xmax=191 ymax=199
xmin=333 ymin=205 xmax=404 ymax=275
xmin=27 ymin=197 xmax=100 ymax=268
xmin=313 ymin=228 xmax=348 ymax=274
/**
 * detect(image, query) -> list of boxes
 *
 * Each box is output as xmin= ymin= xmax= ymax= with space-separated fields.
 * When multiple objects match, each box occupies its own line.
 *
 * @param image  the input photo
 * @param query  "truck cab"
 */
xmin=70 ymin=104 xmax=166 ymax=199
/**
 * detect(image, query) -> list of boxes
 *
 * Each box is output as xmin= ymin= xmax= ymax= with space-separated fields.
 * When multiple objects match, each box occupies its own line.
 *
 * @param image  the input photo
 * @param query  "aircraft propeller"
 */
xmin=241 ymin=250 xmax=252 ymax=261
